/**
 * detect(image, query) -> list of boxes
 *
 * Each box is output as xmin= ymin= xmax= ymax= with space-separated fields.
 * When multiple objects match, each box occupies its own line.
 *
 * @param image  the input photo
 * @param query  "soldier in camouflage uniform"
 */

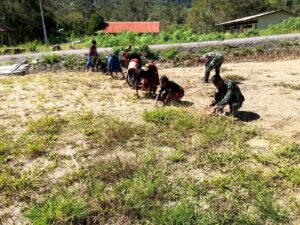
xmin=209 ymin=75 xmax=245 ymax=116
xmin=199 ymin=51 xmax=225 ymax=83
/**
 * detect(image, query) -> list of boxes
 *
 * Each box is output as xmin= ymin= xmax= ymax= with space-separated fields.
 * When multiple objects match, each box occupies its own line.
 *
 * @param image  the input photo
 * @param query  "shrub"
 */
xmin=160 ymin=48 xmax=178 ymax=60
xmin=41 ymin=54 xmax=62 ymax=64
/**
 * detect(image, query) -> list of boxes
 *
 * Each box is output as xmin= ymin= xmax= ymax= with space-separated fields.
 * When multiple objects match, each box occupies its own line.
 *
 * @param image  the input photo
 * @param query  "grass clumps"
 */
xmin=0 ymin=166 xmax=39 ymax=205
xmin=143 ymin=108 xmax=195 ymax=131
xmin=71 ymin=112 xmax=144 ymax=150
xmin=273 ymin=82 xmax=300 ymax=90
xmin=20 ymin=116 xmax=67 ymax=157
xmin=0 ymin=107 xmax=298 ymax=224
xmin=150 ymin=201 xmax=202 ymax=225
xmin=27 ymin=192 xmax=88 ymax=225
xmin=0 ymin=127 xmax=15 ymax=162
xmin=41 ymin=54 xmax=62 ymax=64
xmin=223 ymin=74 xmax=247 ymax=83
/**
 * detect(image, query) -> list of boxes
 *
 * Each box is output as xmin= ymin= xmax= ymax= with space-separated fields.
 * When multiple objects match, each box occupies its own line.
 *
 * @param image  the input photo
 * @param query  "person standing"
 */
xmin=86 ymin=40 xmax=98 ymax=72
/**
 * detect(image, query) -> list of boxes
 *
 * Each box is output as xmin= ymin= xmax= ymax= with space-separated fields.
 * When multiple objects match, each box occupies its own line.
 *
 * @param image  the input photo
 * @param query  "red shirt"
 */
xmin=89 ymin=44 xmax=97 ymax=57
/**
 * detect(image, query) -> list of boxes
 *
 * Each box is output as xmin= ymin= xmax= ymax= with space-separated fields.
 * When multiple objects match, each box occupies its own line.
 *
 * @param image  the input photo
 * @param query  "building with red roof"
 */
xmin=101 ymin=22 xmax=160 ymax=34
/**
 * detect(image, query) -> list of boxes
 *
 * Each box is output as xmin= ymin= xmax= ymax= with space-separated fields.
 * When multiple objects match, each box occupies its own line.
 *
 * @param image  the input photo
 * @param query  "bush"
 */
xmin=41 ymin=54 xmax=62 ymax=64
xmin=160 ymin=48 xmax=178 ymax=60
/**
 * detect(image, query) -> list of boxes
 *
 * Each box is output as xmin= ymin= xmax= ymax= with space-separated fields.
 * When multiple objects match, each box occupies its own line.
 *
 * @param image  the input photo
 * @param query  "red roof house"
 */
xmin=101 ymin=22 xmax=160 ymax=34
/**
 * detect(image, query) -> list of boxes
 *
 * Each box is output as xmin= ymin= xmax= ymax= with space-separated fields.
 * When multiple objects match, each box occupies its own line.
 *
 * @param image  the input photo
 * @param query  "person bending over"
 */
xmin=209 ymin=75 xmax=245 ymax=116
xmin=156 ymin=76 xmax=184 ymax=106
xmin=199 ymin=51 xmax=224 ymax=83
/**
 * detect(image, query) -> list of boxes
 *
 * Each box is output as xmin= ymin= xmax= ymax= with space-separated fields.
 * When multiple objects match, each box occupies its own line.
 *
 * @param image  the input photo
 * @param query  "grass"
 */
xmin=273 ymin=82 xmax=300 ymax=90
xmin=27 ymin=192 xmax=88 ymax=225
xmin=1 ymin=108 xmax=297 ymax=224
xmin=19 ymin=116 xmax=67 ymax=157
xmin=0 ymin=80 xmax=299 ymax=224
xmin=0 ymin=126 xmax=14 ymax=162
xmin=223 ymin=74 xmax=247 ymax=83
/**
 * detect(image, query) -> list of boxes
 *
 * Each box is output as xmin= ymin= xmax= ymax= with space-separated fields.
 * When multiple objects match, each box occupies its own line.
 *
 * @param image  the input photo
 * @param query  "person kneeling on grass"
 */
xmin=156 ymin=76 xmax=184 ymax=106
xmin=209 ymin=75 xmax=245 ymax=116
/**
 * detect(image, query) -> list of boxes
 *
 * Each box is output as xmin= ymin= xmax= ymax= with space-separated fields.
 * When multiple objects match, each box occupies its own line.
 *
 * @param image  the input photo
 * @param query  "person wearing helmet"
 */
xmin=156 ymin=76 xmax=184 ymax=106
xmin=209 ymin=75 xmax=245 ymax=116
xmin=199 ymin=51 xmax=224 ymax=83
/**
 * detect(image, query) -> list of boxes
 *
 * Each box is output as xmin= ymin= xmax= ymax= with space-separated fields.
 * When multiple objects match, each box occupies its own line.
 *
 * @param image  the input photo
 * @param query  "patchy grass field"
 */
xmin=0 ymin=60 xmax=299 ymax=224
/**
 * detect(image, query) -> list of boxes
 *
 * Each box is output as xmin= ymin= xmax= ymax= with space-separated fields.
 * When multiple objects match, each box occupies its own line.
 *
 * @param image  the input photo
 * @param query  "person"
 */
xmin=107 ymin=51 xmax=124 ymax=79
xmin=209 ymin=75 xmax=245 ymax=116
xmin=128 ymin=51 xmax=142 ymax=69
xmin=86 ymin=40 xmax=98 ymax=72
xmin=140 ymin=62 xmax=160 ymax=96
xmin=121 ymin=45 xmax=132 ymax=68
xmin=199 ymin=51 xmax=224 ymax=83
xmin=127 ymin=52 xmax=143 ymax=96
xmin=156 ymin=76 xmax=184 ymax=106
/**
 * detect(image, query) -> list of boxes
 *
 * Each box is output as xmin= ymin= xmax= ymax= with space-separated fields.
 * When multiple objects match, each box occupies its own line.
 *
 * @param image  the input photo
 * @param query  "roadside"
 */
xmin=0 ymin=33 xmax=300 ymax=62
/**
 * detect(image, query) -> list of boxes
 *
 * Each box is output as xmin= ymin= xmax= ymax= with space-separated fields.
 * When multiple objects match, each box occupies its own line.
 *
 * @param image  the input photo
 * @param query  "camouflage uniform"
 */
xmin=213 ymin=80 xmax=245 ymax=115
xmin=203 ymin=51 xmax=224 ymax=82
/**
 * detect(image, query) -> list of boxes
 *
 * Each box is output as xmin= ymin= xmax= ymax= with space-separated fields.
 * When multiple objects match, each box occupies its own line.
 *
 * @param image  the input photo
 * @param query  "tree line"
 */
xmin=0 ymin=0 xmax=299 ymax=44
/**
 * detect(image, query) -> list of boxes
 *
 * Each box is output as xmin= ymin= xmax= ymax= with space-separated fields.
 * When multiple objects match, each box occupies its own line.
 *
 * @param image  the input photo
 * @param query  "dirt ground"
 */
xmin=0 ymin=60 xmax=299 ymax=224
xmin=0 ymin=60 xmax=299 ymax=139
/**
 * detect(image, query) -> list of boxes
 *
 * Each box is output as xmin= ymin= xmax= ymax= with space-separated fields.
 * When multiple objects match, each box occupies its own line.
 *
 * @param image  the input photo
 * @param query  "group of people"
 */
xmin=86 ymin=40 xmax=245 ymax=115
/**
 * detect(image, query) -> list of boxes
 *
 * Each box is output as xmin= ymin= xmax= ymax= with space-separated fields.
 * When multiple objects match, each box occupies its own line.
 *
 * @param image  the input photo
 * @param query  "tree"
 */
xmin=187 ymin=0 xmax=230 ymax=33
xmin=87 ymin=13 xmax=105 ymax=35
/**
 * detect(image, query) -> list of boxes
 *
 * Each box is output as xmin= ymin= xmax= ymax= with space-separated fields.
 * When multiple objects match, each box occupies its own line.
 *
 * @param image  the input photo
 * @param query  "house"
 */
xmin=0 ymin=24 xmax=15 ymax=45
xmin=101 ymin=22 xmax=160 ymax=34
xmin=216 ymin=10 xmax=299 ymax=33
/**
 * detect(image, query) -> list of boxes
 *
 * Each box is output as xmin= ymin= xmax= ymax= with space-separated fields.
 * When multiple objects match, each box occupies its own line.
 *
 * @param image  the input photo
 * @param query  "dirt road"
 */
xmin=1 ymin=33 xmax=300 ymax=62
xmin=0 ymin=60 xmax=299 ymax=139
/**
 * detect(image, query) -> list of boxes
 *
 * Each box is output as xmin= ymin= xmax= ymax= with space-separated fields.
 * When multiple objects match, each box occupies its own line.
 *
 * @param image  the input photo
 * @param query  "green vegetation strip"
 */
xmin=1 ymin=17 xmax=300 ymax=54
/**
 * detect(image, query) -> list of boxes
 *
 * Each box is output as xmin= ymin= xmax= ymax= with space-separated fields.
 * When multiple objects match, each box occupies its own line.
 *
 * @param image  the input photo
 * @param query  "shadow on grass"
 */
xmin=236 ymin=111 xmax=260 ymax=122
xmin=173 ymin=100 xmax=194 ymax=107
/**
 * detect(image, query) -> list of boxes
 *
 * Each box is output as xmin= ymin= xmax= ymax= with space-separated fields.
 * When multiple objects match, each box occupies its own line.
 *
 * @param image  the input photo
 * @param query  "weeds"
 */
xmin=19 ymin=116 xmax=67 ymax=157
xmin=41 ymin=54 xmax=62 ymax=64
xmin=27 ymin=192 xmax=88 ymax=225
xmin=223 ymin=74 xmax=247 ymax=83
xmin=254 ymin=196 xmax=289 ymax=223
xmin=0 ymin=95 xmax=298 ymax=224
xmin=273 ymin=82 xmax=300 ymax=90
xmin=0 ymin=127 xmax=14 ymax=162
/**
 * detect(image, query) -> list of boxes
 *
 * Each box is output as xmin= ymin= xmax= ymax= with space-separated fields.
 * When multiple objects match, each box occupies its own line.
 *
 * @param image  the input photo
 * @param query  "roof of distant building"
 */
xmin=101 ymin=22 xmax=160 ymax=33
